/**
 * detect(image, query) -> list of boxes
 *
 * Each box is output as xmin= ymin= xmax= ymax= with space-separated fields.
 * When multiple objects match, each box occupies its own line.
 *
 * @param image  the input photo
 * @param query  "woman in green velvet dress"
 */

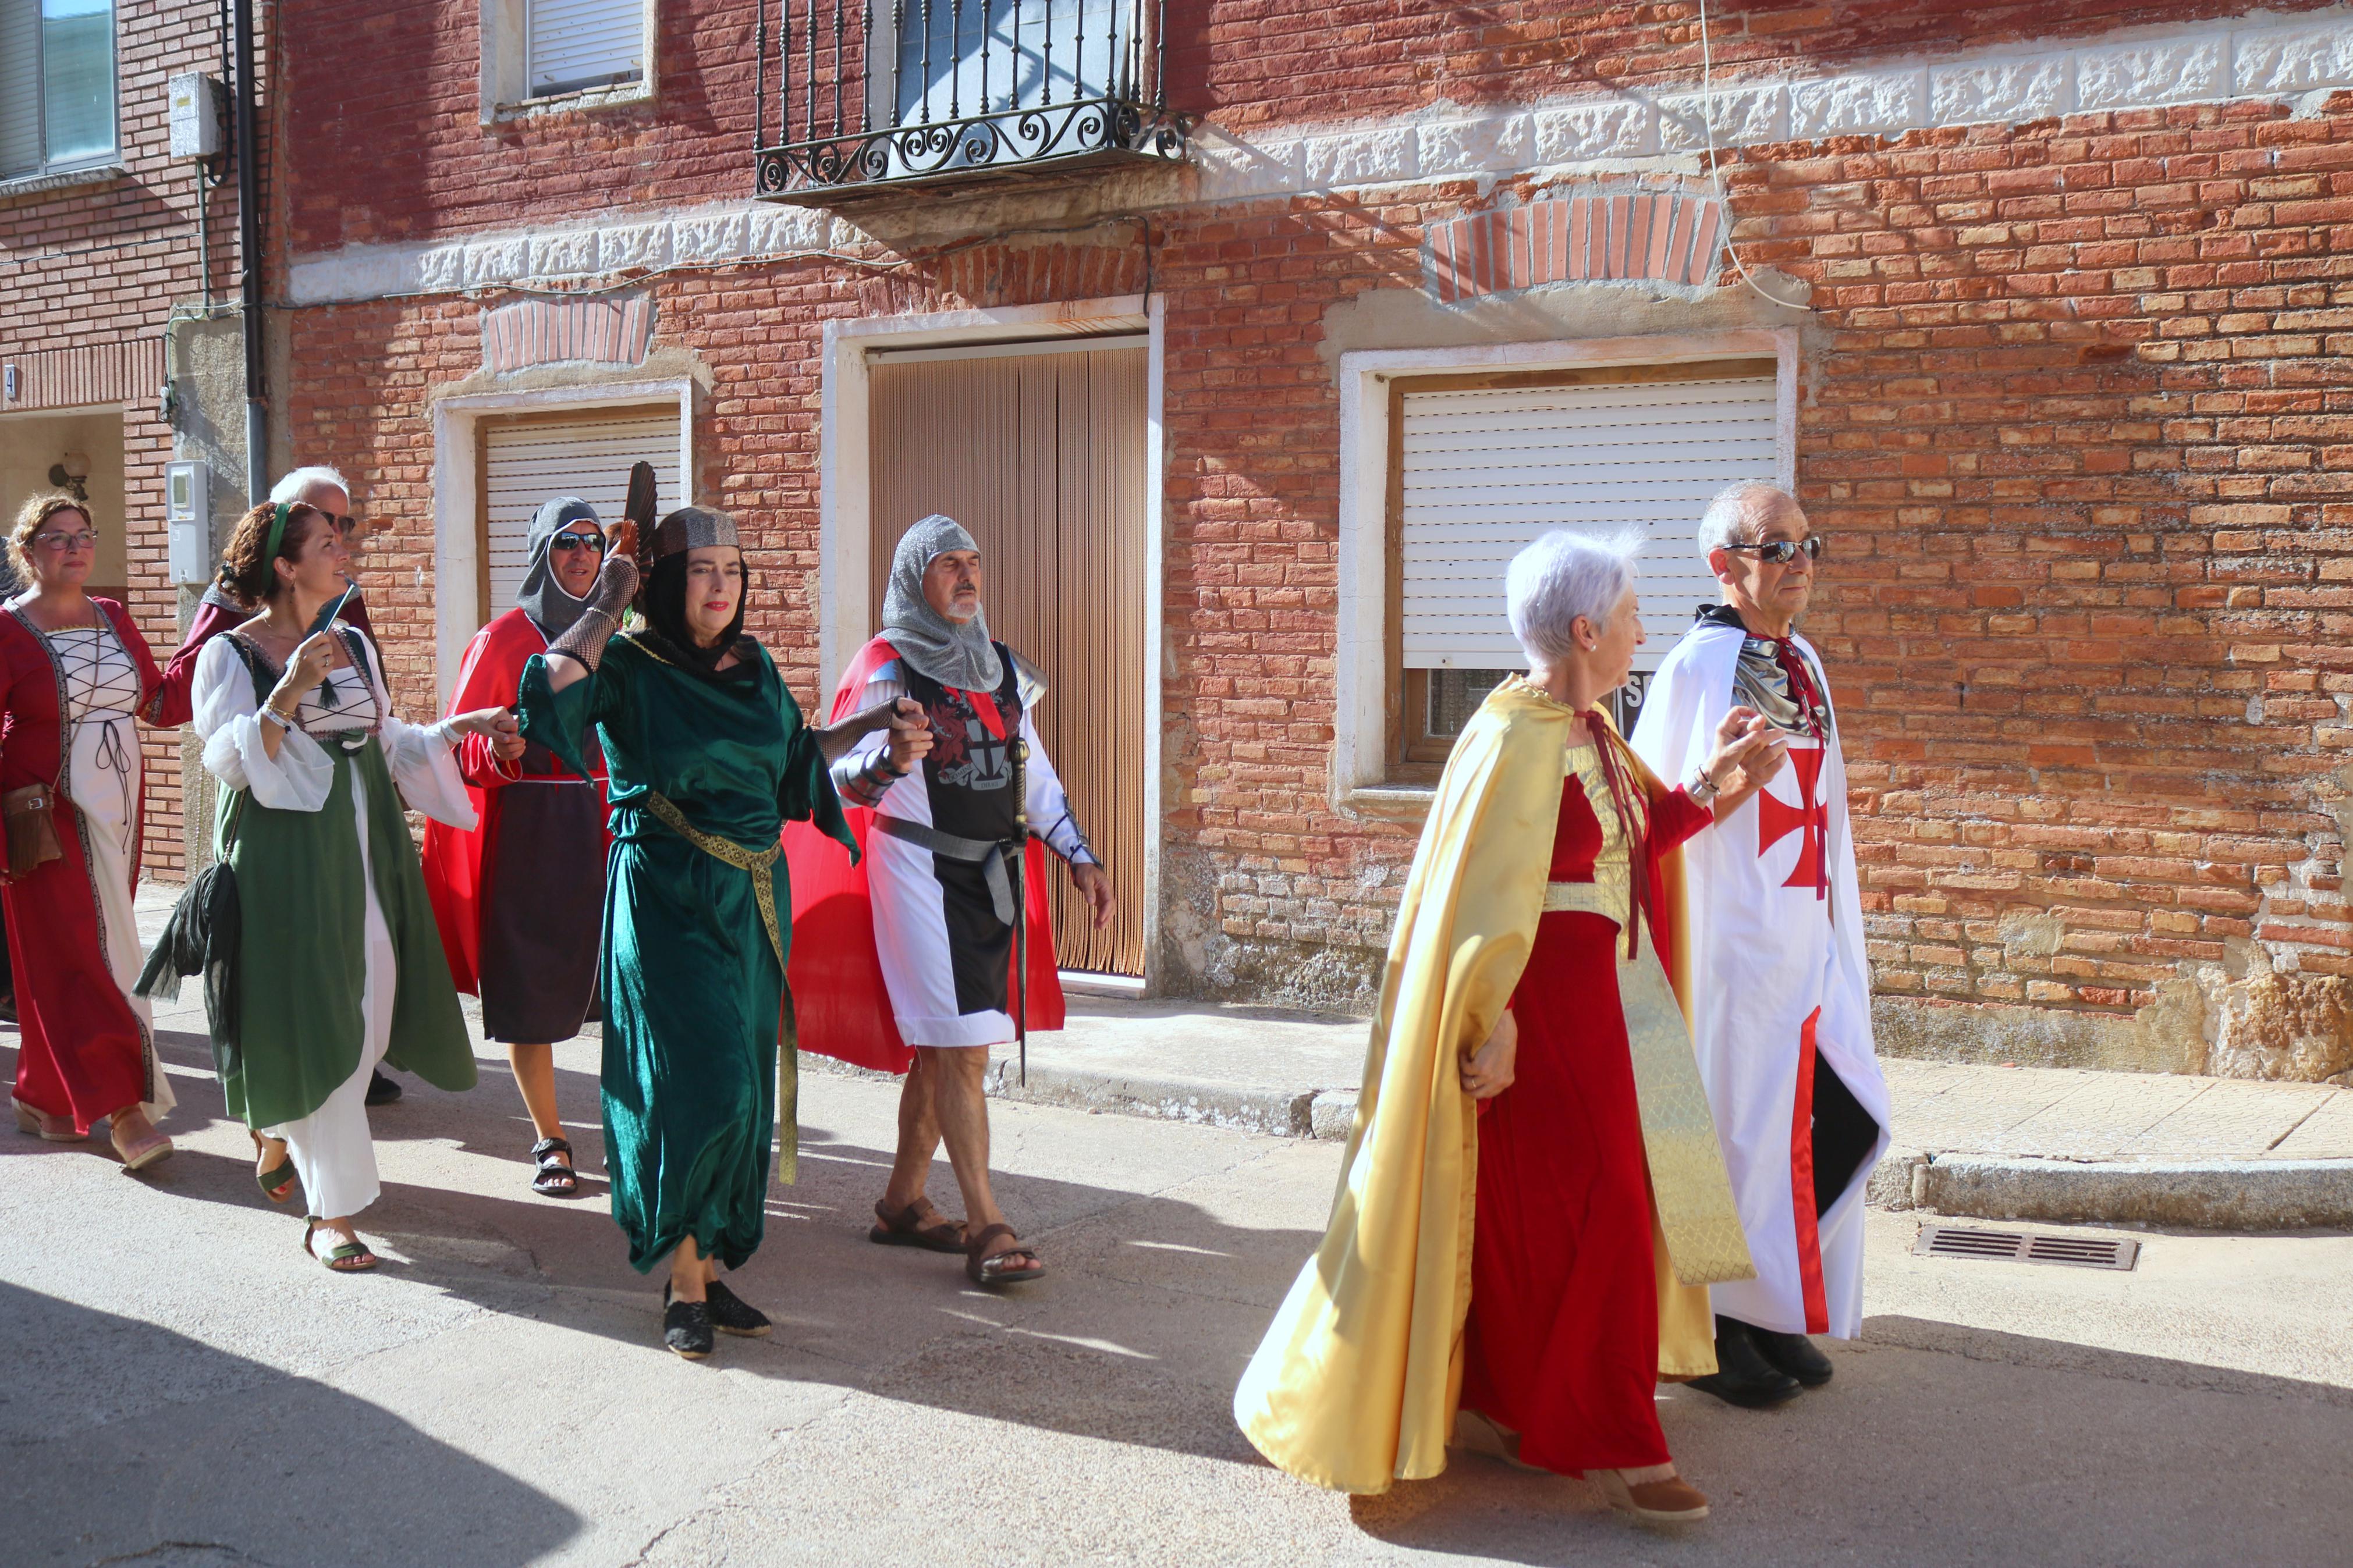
xmin=520 ymin=505 xmax=927 ymax=1359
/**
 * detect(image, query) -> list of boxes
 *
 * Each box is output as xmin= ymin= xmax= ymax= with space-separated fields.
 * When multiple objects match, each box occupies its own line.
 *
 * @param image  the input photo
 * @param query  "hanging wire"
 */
xmin=1697 ymin=0 xmax=1812 ymax=312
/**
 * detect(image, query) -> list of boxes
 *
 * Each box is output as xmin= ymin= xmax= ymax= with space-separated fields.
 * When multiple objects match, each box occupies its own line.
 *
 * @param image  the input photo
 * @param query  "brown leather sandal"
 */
xmin=869 ymin=1196 xmax=967 ymax=1253
xmin=965 ymin=1222 xmax=1045 ymax=1287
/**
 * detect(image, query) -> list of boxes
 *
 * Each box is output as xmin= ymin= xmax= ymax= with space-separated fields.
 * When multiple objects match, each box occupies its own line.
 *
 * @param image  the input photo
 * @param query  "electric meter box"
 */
xmin=166 ymin=461 xmax=211 ymax=585
xmin=168 ymin=74 xmax=226 ymax=161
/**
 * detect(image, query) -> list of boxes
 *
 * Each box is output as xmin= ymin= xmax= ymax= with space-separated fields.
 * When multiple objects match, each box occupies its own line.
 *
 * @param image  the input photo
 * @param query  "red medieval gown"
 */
xmin=421 ymin=606 xmax=609 ymax=1043
xmin=2 ymin=598 xmax=179 ymax=1132
xmin=1457 ymin=730 xmax=1713 ymax=1475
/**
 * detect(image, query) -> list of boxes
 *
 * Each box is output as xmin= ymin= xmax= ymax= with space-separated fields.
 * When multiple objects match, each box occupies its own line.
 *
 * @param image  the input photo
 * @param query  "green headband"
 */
xmin=262 ymin=501 xmax=292 ymax=573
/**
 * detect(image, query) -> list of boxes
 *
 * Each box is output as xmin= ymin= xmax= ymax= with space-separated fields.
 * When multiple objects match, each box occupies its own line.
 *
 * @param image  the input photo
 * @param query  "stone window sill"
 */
xmin=1339 ymin=785 xmax=1435 ymax=823
xmin=0 ymin=162 xmax=128 ymax=200
xmin=492 ymin=80 xmax=652 ymax=123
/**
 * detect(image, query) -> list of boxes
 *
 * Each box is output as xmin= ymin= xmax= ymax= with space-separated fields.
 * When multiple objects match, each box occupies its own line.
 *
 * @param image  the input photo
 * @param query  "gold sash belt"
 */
xmin=638 ymin=789 xmax=800 ymax=1185
xmin=640 ymin=790 xmax=786 ymax=971
xmin=1539 ymin=877 xmax=1627 ymax=924
xmin=1613 ymin=943 xmax=1756 ymax=1287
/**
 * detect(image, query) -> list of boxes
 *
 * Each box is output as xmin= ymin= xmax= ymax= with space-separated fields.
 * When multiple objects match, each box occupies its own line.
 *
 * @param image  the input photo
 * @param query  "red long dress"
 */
xmin=1458 ymin=734 xmax=1711 ymax=1475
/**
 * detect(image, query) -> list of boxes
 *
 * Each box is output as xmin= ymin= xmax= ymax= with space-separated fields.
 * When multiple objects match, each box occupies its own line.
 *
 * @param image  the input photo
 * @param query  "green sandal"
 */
xmin=251 ymin=1132 xmax=296 ymax=1204
xmin=302 ymin=1217 xmax=378 ymax=1273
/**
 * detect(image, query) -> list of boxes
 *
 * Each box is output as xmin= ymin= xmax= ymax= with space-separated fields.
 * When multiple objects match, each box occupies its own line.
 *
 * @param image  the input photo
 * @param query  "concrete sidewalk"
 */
xmin=130 ymin=880 xmax=2353 ymax=1230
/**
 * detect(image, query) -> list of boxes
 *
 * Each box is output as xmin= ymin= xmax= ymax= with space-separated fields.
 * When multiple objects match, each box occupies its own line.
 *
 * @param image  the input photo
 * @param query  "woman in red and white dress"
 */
xmin=2 ymin=493 xmax=181 ymax=1169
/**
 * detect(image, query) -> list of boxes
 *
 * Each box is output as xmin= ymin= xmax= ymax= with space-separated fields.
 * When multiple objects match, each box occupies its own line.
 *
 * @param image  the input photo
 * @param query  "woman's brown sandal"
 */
xmin=869 ymin=1197 xmax=967 ymax=1253
xmin=965 ymin=1223 xmax=1045 ymax=1287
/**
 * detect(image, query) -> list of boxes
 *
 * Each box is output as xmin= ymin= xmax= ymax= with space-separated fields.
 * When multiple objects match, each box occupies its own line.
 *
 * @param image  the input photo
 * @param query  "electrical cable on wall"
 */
xmin=1697 ymin=0 xmax=1812 ymax=312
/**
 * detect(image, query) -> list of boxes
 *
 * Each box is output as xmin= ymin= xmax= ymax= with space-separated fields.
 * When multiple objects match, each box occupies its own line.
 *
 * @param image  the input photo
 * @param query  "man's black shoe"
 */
xmin=1686 ymin=1315 xmax=1802 ymax=1409
xmin=662 ymin=1297 xmax=714 ymax=1360
xmin=364 ymin=1069 xmax=402 ymax=1106
xmin=1736 ymin=1318 xmax=1833 ymax=1386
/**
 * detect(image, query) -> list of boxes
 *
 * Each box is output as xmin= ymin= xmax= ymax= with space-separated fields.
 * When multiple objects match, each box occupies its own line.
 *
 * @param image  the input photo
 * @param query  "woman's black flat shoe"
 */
xmin=704 ymin=1279 xmax=772 ymax=1338
xmin=662 ymin=1297 xmax=714 ymax=1360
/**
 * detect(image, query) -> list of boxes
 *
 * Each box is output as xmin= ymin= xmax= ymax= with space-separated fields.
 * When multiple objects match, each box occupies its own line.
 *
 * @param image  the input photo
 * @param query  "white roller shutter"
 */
xmin=481 ymin=410 xmax=680 ymax=616
xmin=527 ymin=0 xmax=644 ymax=98
xmin=1399 ymin=373 xmax=1780 ymax=670
xmin=0 ymin=0 xmax=41 ymax=176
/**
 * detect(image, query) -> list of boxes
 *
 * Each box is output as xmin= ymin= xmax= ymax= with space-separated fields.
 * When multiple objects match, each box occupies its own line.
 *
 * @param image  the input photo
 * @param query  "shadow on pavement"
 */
xmin=0 ymin=1280 xmax=581 ymax=1567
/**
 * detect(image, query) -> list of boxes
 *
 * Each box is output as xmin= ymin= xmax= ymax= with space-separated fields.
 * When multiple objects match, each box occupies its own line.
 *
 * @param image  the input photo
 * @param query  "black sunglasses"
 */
xmin=548 ymin=533 xmax=608 ymax=553
xmin=1723 ymin=536 xmax=1825 ymax=566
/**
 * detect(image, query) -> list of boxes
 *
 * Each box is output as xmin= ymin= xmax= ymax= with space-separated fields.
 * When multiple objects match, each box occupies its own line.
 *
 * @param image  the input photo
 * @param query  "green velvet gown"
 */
xmin=519 ymin=632 xmax=853 ymax=1273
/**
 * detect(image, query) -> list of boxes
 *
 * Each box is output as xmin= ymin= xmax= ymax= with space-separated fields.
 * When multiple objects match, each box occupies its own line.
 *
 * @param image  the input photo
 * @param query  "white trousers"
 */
xmin=262 ymin=766 xmax=397 ymax=1220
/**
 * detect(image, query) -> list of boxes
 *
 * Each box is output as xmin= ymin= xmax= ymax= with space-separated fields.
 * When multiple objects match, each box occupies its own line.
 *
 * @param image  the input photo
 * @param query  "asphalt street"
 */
xmin=4 ymin=1025 xmax=2349 ymax=1567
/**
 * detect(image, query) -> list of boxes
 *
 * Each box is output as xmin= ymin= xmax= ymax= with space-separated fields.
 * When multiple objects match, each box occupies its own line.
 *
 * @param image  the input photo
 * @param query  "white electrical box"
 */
xmin=166 ymin=461 xmax=211 ymax=585
xmin=168 ymin=74 xmax=225 ymax=160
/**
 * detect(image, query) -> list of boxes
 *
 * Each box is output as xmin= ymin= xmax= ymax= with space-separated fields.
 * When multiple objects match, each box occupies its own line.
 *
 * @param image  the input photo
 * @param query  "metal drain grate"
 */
xmin=1913 ymin=1224 xmax=2140 ymax=1271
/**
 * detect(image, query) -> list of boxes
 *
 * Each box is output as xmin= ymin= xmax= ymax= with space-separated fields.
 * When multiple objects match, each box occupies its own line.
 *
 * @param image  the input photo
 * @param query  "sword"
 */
xmin=1010 ymin=731 xmax=1031 ymax=1088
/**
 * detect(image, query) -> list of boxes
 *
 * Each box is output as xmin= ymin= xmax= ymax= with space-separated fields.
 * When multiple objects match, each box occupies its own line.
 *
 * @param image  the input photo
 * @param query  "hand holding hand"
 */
xmin=455 ymin=707 xmax=520 ymax=749
xmin=1461 ymin=1008 xmax=1517 ymax=1100
xmin=1070 ymin=860 xmax=1115 ymax=930
xmin=884 ymin=696 xmax=932 ymax=773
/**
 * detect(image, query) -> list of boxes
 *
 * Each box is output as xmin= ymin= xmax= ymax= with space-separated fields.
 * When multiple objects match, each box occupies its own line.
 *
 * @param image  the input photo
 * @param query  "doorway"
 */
xmin=865 ymin=339 xmax=1148 ymax=978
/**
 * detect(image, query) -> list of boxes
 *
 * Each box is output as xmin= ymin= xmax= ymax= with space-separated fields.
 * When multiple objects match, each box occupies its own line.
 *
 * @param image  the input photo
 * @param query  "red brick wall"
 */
xmin=0 ymin=0 xmax=250 ymax=879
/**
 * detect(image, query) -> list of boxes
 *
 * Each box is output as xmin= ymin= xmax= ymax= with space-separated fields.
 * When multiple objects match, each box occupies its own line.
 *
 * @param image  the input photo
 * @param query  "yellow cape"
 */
xmin=1233 ymin=680 xmax=1741 ymax=1495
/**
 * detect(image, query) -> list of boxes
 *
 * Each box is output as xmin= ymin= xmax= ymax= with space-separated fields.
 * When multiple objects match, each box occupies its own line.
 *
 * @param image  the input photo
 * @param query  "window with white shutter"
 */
xmin=526 ymin=0 xmax=645 ymax=99
xmin=479 ymin=408 xmax=680 ymax=623
xmin=1386 ymin=359 xmax=1781 ymax=770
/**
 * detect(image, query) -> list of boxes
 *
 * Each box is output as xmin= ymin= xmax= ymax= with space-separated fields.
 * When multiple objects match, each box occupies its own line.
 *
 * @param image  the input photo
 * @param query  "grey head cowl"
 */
xmin=517 ymin=496 xmax=601 ymax=639
xmin=881 ymin=514 xmax=1002 ymax=693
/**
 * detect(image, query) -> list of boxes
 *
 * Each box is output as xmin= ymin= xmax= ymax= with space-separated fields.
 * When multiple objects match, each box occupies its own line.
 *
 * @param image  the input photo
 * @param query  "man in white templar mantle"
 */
xmin=1631 ymin=480 xmax=1891 ymax=1409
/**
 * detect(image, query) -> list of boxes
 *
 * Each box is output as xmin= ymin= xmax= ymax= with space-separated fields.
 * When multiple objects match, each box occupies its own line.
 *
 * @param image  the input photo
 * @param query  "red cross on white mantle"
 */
xmin=1758 ymin=745 xmax=1829 ymax=898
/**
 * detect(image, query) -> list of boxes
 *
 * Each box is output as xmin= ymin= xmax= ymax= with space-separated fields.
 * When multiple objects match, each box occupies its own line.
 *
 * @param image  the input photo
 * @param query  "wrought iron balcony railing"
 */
xmin=754 ymin=0 xmax=1189 ymax=201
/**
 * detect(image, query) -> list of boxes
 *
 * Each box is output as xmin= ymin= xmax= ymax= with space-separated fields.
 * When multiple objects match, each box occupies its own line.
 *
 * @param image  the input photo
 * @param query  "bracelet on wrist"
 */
xmin=1687 ymin=768 xmax=1722 ymax=806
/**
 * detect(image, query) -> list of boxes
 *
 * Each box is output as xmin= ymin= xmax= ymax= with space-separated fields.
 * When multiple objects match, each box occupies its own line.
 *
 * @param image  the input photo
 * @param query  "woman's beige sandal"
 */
xmin=12 ymin=1100 xmax=83 ymax=1142
xmin=110 ymin=1119 xmax=173 ymax=1173
xmin=1451 ymin=1408 xmax=1542 ymax=1471
xmin=302 ymin=1218 xmax=378 ymax=1273
xmin=1593 ymin=1468 xmax=1710 ymax=1527
xmin=965 ymin=1223 xmax=1045 ymax=1287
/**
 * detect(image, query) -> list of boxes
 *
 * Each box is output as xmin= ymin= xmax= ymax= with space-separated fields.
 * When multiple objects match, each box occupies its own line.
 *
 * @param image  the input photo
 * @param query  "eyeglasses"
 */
xmin=548 ymin=534 xmax=607 ymax=554
xmin=31 ymin=530 xmax=99 ymax=552
xmin=1722 ymin=536 xmax=1825 ymax=566
xmin=310 ymin=510 xmax=363 ymax=538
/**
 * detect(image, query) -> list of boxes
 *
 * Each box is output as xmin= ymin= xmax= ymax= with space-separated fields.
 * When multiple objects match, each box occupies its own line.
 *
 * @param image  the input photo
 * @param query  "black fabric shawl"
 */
xmin=638 ymin=551 xmax=758 ymax=684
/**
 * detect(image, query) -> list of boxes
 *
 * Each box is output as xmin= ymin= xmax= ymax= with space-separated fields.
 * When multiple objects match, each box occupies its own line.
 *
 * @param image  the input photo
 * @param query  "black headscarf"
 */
xmin=638 ymin=550 xmax=755 ymax=682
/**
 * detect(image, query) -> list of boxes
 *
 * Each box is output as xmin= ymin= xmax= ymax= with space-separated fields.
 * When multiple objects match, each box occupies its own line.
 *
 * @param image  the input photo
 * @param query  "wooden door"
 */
xmin=868 ymin=343 xmax=1148 ymax=977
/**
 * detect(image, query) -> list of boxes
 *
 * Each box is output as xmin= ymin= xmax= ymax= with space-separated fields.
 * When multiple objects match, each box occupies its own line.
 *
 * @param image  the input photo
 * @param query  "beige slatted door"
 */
xmin=480 ymin=409 xmax=682 ymax=624
xmin=868 ymin=347 xmax=1148 ymax=977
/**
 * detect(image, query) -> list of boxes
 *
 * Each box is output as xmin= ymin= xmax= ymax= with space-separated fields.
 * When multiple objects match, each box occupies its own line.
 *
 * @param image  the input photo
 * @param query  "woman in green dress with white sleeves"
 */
xmin=520 ymin=506 xmax=927 ymax=1360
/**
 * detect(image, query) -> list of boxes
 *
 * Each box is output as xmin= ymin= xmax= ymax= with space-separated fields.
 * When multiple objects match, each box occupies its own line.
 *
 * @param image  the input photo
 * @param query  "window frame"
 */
xmin=1 ymin=0 xmax=121 ymax=182
xmin=1382 ymin=358 xmax=1780 ymax=784
xmin=1330 ymin=329 xmax=1797 ymax=817
xmin=473 ymin=401 xmax=677 ymax=625
xmin=480 ymin=0 xmax=655 ymax=122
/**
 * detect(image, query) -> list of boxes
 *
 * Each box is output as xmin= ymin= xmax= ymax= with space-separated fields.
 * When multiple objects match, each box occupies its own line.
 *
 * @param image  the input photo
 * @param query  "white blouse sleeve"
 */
xmin=1020 ymin=712 xmax=1096 ymax=865
xmin=360 ymin=638 xmax=477 ymax=830
xmin=193 ymin=635 xmax=335 ymax=812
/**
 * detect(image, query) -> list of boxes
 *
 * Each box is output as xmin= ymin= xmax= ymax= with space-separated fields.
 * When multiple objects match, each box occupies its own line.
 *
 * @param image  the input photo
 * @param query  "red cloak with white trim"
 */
xmin=785 ymin=635 xmax=1063 ymax=1073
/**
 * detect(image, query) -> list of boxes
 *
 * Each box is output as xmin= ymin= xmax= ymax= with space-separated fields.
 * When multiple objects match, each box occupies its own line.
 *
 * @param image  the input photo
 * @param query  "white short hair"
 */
xmin=1697 ymin=480 xmax=1797 ymax=556
xmin=1506 ymin=528 xmax=1644 ymax=665
xmin=268 ymin=465 xmax=350 ymax=506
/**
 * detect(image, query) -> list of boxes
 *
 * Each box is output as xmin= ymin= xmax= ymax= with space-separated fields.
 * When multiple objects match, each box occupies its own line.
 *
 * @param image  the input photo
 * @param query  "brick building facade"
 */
xmin=44 ymin=0 xmax=2353 ymax=1083
xmin=0 ymin=0 xmax=269 ymax=879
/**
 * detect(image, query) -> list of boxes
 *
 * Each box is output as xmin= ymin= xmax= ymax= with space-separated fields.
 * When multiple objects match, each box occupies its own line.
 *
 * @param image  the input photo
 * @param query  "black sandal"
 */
xmin=529 ymin=1136 xmax=579 ymax=1197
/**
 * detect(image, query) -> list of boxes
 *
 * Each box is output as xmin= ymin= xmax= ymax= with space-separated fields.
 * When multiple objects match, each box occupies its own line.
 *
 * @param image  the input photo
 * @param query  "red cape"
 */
xmin=421 ymin=609 xmax=608 ymax=995
xmin=786 ymin=635 xmax=1064 ymax=1073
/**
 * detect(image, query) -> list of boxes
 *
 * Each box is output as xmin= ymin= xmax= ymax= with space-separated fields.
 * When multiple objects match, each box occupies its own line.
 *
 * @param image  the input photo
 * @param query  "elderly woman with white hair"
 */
xmin=1236 ymin=529 xmax=1785 ymax=1527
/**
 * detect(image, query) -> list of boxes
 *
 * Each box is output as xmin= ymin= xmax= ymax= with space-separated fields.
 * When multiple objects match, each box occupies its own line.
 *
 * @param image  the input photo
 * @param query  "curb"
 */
xmin=981 ymin=1059 xmax=1360 ymax=1140
xmin=1869 ymin=1150 xmax=2353 ymax=1232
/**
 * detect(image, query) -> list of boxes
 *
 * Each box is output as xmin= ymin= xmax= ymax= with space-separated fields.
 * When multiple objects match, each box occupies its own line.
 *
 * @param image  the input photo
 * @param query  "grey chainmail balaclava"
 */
xmin=881 ymin=514 xmax=1001 ymax=692
xmin=516 ymin=496 xmax=600 ymax=639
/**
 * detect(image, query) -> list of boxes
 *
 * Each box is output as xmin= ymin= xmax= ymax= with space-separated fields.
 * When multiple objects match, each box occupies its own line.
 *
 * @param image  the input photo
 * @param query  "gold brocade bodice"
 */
xmin=1542 ymin=735 xmax=1647 ymax=929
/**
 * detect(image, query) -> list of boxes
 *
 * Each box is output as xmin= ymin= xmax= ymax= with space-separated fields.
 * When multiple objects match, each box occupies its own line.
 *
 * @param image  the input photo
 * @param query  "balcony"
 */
xmin=753 ymin=0 xmax=1189 ymax=203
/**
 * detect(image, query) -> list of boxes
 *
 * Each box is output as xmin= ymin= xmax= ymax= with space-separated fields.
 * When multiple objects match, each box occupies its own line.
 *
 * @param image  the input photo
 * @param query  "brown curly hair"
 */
xmin=218 ymin=501 xmax=330 ymax=609
xmin=8 ymin=493 xmax=95 ymax=586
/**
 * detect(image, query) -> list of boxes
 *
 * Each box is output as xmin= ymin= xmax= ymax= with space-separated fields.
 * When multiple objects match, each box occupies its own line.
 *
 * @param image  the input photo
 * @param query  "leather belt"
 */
xmin=874 ymin=814 xmax=1021 ymax=926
